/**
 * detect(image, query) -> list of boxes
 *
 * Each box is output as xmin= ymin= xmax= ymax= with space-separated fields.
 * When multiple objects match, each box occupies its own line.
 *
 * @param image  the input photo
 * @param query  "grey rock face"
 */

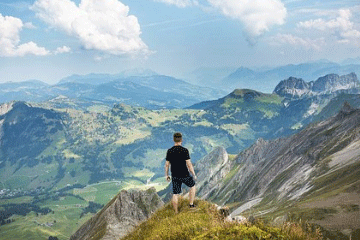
xmin=274 ymin=77 xmax=312 ymax=98
xmin=70 ymin=187 xmax=164 ymax=240
xmin=195 ymin=146 xmax=232 ymax=200
xmin=274 ymin=73 xmax=360 ymax=98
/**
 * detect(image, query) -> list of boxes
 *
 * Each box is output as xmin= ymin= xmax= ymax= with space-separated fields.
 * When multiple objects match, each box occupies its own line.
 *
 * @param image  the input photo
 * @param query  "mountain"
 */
xmin=274 ymin=73 xmax=360 ymax=98
xmin=220 ymin=61 xmax=360 ymax=93
xmin=2 ymin=72 xmax=360 ymax=239
xmin=1 ymin=73 xmax=359 ymax=193
xmin=58 ymin=69 xmax=158 ymax=85
xmin=0 ymin=80 xmax=51 ymax=103
xmin=70 ymin=187 xmax=163 ymax=240
xmin=185 ymin=67 xmax=237 ymax=86
xmin=0 ymin=74 xmax=227 ymax=110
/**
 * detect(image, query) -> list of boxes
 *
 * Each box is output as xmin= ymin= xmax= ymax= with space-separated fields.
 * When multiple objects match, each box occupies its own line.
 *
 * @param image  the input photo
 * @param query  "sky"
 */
xmin=0 ymin=0 xmax=359 ymax=84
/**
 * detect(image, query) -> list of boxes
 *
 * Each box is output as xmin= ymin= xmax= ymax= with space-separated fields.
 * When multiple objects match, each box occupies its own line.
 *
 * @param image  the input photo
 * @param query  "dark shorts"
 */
xmin=172 ymin=176 xmax=195 ymax=194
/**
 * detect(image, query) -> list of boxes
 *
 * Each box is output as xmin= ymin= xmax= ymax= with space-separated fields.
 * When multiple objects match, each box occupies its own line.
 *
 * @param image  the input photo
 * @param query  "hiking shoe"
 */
xmin=189 ymin=204 xmax=196 ymax=208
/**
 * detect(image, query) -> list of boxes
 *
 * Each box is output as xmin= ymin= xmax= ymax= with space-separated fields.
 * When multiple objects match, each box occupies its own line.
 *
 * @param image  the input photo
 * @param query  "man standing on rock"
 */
xmin=165 ymin=132 xmax=197 ymax=214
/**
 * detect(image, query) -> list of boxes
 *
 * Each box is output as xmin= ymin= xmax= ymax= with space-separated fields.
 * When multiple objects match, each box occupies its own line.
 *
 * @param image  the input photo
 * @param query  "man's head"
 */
xmin=173 ymin=132 xmax=182 ymax=143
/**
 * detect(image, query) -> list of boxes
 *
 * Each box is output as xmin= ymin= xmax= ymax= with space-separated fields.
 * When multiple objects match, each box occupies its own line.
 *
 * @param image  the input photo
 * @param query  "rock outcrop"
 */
xmin=70 ymin=187 xmax=164 ymax=240
xmin=193 ymin=146 xmax=232 ymax=199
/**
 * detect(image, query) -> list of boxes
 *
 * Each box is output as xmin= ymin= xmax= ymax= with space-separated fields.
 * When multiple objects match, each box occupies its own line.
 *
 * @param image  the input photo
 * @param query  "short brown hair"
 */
xmin=173 ymin=132 xmax=182 ymax=142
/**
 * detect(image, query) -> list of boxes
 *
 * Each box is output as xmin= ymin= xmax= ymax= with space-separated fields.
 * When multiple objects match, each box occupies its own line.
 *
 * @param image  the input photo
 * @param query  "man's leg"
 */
xmin=172 ymin=194 xmax=179 ymax=214
xmin=189 ymin=186 xmax=196 ymax=205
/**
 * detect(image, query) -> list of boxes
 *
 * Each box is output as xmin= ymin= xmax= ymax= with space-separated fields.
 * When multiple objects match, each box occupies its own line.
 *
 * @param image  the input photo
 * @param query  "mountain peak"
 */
xmin=230 ymin=89 xmax=263 ymax=99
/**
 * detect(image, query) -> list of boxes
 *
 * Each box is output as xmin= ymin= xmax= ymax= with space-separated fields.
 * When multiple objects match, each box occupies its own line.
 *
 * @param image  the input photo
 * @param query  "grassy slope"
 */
xmin=122 ymin=197 xmax=322 ymax=240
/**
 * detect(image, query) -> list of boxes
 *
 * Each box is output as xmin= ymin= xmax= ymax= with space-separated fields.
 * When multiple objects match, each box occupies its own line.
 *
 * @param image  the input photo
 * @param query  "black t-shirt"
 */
xmin=166 ymin=145 xmax=190 ymax=178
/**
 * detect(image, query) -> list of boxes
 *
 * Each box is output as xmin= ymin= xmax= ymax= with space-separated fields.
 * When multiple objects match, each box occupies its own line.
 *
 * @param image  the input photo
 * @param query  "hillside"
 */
xmin=121 ymin=196 xmax=323 ymax=240
xmin=188 ymin=102 xmax=360 ymax=238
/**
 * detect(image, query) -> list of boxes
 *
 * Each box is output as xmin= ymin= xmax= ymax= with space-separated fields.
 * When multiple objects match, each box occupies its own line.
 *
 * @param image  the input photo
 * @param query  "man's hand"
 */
xmin=193 ymin=175 xmax=197 ymax=181
xmin=166 ymin=176 xmax=171 ymax=182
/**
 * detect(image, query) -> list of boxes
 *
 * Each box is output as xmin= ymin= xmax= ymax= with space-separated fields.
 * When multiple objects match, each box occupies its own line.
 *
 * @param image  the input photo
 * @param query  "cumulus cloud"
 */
xmin=31 ymin=0 xmax=150 ymax=56
xmin=270 ymin=34 xmax=325 ymax=50
xmin=297 ymin=8 xmax=360 ymax=45
xmin=0 ymin=13 xmax=50 ymax=57
xmin=54 ymin=45 xmax=71 ymax=54
xmin=154 ymin=0 xmax=198 ymax=8
xmin=206 ymin=0 xmax=287 ymax=38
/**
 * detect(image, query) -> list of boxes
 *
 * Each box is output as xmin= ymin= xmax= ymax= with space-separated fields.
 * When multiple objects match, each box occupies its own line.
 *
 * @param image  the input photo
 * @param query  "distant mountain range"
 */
xmin=189 ymin=61 xmax=360 ymax=93
xmin=0 ymin=74 xmax=227 ymax=110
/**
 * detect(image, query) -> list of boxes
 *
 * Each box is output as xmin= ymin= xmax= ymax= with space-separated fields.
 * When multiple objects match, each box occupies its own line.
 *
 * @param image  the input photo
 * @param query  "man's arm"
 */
xmin=185 ymin=159 xmax=196 ymax=178
xmin=165 ymin=160 xmax=170 ymax=177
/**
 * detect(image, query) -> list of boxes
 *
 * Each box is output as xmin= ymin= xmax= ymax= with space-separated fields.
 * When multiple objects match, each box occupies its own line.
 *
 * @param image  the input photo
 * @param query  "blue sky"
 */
xmin=0 ymin=0 xmax=359 ymax=84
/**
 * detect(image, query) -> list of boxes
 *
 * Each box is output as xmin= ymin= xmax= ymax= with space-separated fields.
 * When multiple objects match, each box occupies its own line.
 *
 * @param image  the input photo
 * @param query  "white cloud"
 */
xmin=24 ymin=22 xmax=36 ymax=29
xmin=153 ymin=0 xmax=287 ymax=38
xmin=31 ymin=0 xmax=150 ymax=56
xmin=54 ymin=45 xmax=71 ymax=54
xmin=0 ymin=13 xmax=50 ymax=57
xmin=297 ymin=8 xmax=360 ymax=45
xmin=206 ymin=0 xmax=287 ymax=37
xmin=270 ymin=34 xmax=325 ymax=50
xmin=154 ymin=0 xmax=198 ymax=8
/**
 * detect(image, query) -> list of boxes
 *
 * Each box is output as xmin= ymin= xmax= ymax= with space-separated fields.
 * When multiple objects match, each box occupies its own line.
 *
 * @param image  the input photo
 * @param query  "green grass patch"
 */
xmin=122 ymin=198 xmax=323 ymax=240
xmin=4 ymin=176 xmax=31 ymax=190
xmin=222 ymin=165 xmax=241 ymax=185
xmin=0 ymin=196 xmax=33 ymax=205
xmin=73 ymin=181 xmax=123 ymax=205
xmin=309 ymin=161 xmax=360 ymax=199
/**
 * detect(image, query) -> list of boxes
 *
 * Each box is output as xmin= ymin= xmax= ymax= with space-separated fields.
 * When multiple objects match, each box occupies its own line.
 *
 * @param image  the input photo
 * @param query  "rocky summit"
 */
xmin=70 ymin=187 xmax=164 ymax=240
xmin=274 ymin=72 xmax=360 ymax=98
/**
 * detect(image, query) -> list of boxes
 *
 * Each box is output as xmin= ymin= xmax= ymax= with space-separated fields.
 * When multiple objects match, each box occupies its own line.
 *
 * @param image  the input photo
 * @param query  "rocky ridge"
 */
xmin=70 ymin=187 xmax=164 ymax=240
xmin=274 ymin=73 xmax=360 ymax=98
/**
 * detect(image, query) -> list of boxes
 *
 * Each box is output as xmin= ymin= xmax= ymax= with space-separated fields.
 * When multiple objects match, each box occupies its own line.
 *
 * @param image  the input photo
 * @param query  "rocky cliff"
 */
xmin=274 ymin=73 xmax=360 ymax=98
xmin=70 ymin=187 xmax=164 ymax=240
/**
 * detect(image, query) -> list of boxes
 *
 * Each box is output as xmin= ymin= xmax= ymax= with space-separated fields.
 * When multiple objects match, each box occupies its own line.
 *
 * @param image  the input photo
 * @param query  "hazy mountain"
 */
xmin=185 ymin=67 xmax=237 ymax=86
xmin=58 ymin=69 xmax=158 ymax=85
xmin=0 ymin=74 xmax=227 ymax=110
xmin=0 ymin=80 xmax=51 ymax=103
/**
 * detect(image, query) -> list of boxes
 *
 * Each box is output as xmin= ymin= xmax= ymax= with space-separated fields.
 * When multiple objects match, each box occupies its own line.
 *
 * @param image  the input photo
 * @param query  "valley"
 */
xmin=0 ymin=71 xmax=360 ymax=239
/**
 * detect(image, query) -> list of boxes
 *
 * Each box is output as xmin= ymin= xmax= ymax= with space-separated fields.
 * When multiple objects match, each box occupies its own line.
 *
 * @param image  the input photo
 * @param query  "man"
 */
xmin=165 ymin=132 xmax=197 ymax=214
